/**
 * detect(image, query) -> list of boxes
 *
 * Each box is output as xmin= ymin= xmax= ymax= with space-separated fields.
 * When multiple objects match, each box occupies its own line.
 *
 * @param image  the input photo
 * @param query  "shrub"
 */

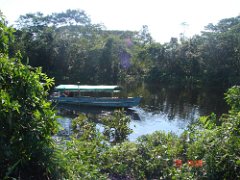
xmin=0 ymin=15 xmax=61 ymax=179
xmin=102 ymin=109 xmax=133 ymax=143
xmin=184 ymin=86 xmax=240 ymax=179
xmin=61 ymin=115 xmax=109 ymax=179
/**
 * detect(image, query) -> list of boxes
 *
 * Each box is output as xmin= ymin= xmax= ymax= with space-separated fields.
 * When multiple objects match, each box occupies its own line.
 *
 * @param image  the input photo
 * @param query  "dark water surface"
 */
xmin=56 ymin=83 xmax=229 ymax=141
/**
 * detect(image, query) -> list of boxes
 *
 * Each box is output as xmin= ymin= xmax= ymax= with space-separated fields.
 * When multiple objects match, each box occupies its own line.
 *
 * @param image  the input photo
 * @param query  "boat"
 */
xmin=51 ymin=84 xmax=141 ymax=108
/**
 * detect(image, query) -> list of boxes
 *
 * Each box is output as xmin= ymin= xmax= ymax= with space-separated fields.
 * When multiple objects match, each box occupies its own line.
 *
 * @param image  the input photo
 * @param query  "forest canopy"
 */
xmin=6 ymin=9 xmax=240 ymax=86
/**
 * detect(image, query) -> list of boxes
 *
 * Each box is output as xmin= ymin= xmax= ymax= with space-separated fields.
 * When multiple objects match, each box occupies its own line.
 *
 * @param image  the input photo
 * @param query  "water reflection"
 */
xmin=126 ymin=83 xmax=228 ymax=119
xmin=56 ymin=83 xmax=229 ymax=141
xmin=57 ymin=104 xmax=140 ymax=120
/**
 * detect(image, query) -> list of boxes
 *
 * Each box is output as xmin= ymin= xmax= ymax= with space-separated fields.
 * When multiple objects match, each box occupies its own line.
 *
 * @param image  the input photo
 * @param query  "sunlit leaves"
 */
xmin=0 ymin=15 xmax=14 ymax=55
xmin=199 ymin=113 xmax=217 ymax=130
xmin=225 ymin=85 xmax=240 ymax=111
xmin=0 ymin=15 xmax=59 ymax=178
xmin=102 ymin=109 xmax=133 ymax=143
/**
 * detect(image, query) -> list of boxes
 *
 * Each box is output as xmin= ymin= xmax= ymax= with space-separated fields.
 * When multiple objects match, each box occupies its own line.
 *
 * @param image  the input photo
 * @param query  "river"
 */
xmin=56 ymin=83 xmax=229 ymax=141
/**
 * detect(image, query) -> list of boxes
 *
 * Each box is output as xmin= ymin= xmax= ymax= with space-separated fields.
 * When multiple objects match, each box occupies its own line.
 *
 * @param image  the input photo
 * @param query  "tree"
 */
xmin=0 ymin=14 xmax=60 ymax=179
xmin=14 ymin=10 xmax=104 ymax=83
xmin=138 ymin=25 xmax=153 ymax=45
xmin=0 ymin=13 xmax=14 ymax=55
xmin=98 ymin=37 xmax=120 ymax=84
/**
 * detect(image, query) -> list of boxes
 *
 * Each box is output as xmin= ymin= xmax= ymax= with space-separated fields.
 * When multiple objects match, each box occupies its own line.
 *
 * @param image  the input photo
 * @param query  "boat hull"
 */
xmin=52 ymin=96 xmax=141 ymax=108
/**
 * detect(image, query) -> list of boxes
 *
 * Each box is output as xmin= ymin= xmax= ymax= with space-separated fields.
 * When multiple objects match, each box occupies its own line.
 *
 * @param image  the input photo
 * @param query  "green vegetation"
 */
xmin=0 ymin=15 xmax=61 ymax=179
xmin=1 ymin=10 xmax=240 ymax=179
xmin=102 ymin=109 xmax=133 ymax=143
xmin=56 ymin=87 xmax=240 ymax=179
xmin=8 ymin=10 xmax=240 ymax=86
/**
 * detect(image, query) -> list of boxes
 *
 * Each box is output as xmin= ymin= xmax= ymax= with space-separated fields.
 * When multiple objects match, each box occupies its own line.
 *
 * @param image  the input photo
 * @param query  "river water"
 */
xmin=56 ymin=83 xmax=229 ymax=141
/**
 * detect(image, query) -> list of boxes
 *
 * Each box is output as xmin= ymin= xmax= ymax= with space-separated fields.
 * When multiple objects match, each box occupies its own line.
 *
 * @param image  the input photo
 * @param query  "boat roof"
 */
xmin=55 ymin=84 xmax=121 ymax=92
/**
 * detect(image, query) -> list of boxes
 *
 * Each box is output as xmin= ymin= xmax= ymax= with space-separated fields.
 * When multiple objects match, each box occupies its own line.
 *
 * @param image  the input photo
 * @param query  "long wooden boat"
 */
xmin=51 ymin=84 xmax=141 ymax=108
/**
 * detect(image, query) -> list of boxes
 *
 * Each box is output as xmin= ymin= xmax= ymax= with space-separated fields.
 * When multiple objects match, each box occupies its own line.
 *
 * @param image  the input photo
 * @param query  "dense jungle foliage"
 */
xmin=1 ymin=10 xmax=240 ymax=179
xmin=7 ymin=9 xmax=240 ymax=86
xmin=0 ymin=15 xmax=62 ymax=179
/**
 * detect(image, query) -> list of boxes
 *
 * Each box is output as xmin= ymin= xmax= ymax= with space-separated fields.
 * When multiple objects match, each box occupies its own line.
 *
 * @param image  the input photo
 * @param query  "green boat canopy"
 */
xmin=55 ymin=84 xmax=121 ymax=92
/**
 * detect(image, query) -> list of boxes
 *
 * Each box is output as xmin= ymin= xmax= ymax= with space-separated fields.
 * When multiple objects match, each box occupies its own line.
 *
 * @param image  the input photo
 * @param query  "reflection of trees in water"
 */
xmin=57 ymin=106 xmax=105 ymax=122
xmin=128 ymin=83 xmax=228 ymax=122
xmin=58 ymin=108 xmax=79 ymax=118
xmin=196 ymin=87 xmax=228 ymax=117
xmin=57 ymin=105 xmax=141 ymax=122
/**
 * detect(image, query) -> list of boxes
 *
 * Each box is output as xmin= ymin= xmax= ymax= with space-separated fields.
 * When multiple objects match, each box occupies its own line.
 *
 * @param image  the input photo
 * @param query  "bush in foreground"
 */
xmin=0 ymin=15 xmax=62 ymax=179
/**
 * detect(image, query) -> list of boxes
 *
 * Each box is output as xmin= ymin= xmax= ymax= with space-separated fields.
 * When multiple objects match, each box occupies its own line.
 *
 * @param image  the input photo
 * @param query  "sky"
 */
xmin=1 ymin=0 xmax=240 ymax=43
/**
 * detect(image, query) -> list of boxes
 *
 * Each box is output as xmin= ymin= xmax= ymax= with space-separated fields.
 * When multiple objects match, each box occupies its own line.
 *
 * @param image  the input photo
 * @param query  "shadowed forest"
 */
xmin=8 ymin=10 xmax=240 ymax=86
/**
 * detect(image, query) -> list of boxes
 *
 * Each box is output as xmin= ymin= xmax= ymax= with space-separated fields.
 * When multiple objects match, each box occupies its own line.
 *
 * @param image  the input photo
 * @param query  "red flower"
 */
xmin=174 ymin=159 xmax=182 ymax=168
xmin=188 ymin=160 xmax=194 ymax=167
xmin=188 ymin=160 xmax=203 ymax=167
xmin=195 ymin=160 xmax=203 ymax=167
